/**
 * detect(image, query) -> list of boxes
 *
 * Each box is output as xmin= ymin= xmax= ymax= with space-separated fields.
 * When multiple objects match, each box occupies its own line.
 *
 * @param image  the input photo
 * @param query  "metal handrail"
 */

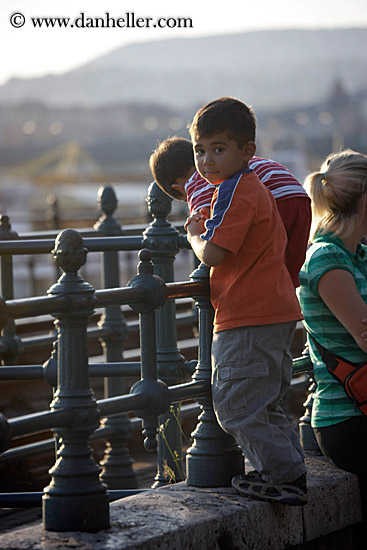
xmin=0 ymin=182 xmax=314 ymax=531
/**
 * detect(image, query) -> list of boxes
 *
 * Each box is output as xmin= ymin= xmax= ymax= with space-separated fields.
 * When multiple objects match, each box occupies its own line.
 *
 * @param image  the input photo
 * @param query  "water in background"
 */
xmin=0 ymin=178 xmax=192 ymax=298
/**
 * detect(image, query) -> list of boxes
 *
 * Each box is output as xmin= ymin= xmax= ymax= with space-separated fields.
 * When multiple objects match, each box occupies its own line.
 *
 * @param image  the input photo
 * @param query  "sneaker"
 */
xmin=231 ymin=472 xmax=308 ymax=506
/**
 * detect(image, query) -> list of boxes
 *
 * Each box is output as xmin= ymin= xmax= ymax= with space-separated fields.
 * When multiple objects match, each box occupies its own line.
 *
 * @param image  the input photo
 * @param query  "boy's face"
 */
xmin=193 ymin=131 xmax=255 ymax=185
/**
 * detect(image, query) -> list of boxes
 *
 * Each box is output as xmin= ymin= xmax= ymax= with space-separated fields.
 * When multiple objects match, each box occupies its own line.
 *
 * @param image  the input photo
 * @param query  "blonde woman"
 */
xmin=298 ymin=149 xmax=367 ymax=519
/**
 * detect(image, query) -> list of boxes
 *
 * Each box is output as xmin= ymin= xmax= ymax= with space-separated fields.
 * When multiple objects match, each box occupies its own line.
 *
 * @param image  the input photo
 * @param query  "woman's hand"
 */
xmin=360 ymin=318 xmax=367 ymax=343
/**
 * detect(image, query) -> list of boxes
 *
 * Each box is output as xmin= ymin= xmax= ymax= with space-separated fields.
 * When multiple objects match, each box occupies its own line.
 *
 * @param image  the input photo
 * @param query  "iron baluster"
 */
xmin=186 ymin=262 xmax=244 ymax=487
xmin=42 ymin=229 xmax=110 ymax=532
xmin=144 ymin=182 xmax=186 ymax=486
xmin=94 ymin=185 xmax=137 ymax=489
xmin=128 ymin=249 xmax=170 ymax=453
xmin=0 ymin=215 xmax=23 ymax=365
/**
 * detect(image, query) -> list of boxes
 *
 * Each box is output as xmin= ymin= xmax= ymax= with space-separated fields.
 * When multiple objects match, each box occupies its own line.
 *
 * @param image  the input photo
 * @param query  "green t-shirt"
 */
xmin=298 ymin=230 xmax=367 ymax=427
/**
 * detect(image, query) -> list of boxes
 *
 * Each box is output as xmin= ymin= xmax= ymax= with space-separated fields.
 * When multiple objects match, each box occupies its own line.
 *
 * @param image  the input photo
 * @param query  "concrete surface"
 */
xmin=0 ymin=455 xmax=362 ymax=550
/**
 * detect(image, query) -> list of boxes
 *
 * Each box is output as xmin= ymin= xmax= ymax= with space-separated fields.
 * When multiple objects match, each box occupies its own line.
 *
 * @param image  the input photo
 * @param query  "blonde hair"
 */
xmin=305 ymin=149 xmax=367 ymax=239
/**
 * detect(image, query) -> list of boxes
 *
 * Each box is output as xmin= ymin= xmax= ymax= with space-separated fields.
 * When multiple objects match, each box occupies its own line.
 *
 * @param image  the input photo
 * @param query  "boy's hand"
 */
xmin=185 ymin=208 xmax=227 ymax=266
xmin=186 ymin=218 xmax=206 ymax=243
xmin=186 ymin=220 xmax=227 ymax=266
xmin=199 ymin=207 xmax=210 ymax=219
xmin=184 ymin=209 xmax=208 ymax=231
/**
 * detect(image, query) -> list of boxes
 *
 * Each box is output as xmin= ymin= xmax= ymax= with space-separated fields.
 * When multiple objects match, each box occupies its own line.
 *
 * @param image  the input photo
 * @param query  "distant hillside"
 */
xmin=1 ymin=28 xmax=367 ymax=110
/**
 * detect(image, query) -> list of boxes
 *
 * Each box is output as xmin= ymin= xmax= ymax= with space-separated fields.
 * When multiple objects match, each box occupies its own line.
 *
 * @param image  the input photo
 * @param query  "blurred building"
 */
xmin=257 ymin=79 xmax=367 ymax=170
xmin=0 ymin=79 xmax=366 ymax=175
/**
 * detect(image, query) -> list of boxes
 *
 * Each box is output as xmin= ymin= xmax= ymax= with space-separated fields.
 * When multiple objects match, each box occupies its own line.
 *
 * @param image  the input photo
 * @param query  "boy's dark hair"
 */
xmin=189 ymin=97 xmax=256 ymax=147
xmin=149 ymin=137 xmax=194 ymax=200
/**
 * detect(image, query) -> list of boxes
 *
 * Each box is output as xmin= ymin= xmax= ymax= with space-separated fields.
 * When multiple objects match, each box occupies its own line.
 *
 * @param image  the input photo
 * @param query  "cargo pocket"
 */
xmin=212 ymin=362 xmax=269 ymax=420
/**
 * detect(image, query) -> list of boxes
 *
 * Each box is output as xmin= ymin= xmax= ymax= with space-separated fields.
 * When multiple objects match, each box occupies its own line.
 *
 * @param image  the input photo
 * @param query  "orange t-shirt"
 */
xmin=201 ymin=170 xmax=303 ymax=332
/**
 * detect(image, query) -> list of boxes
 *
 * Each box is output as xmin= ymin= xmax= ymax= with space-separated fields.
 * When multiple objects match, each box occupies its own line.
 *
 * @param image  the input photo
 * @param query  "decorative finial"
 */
xmin=143 ymin=428 xmax=157 ymax=452
xmin=0 ymin=215 xmax=11 ymax=231
xmin=98 ymin=185 xmax=118 ymax=217
xmin=137 ymin=248 xmax=153 ymax=275
xmin=146 ymin=182 xmax=172 ymax=220
xmin=51 ymin=229 xmax=88 ymax=273
xmin=0 ymin=215 xmax=18 ymax=240
xmin=94 ymin=185 xmax=123 ymax=234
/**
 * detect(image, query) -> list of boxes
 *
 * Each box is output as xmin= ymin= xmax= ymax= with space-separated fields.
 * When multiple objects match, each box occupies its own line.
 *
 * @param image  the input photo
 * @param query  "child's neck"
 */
xmin=229 ymin=163 xmax=250 ymax=179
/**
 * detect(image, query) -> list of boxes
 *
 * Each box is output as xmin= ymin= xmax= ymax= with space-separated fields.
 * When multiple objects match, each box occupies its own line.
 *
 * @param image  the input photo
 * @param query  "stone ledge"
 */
xmin=0 ymin=455 xmax=362 ymax=550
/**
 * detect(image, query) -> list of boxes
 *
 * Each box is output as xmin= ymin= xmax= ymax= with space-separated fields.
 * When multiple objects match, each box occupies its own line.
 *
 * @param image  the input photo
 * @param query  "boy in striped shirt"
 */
xmin=150 ymin=136 xmax=310 ymax=287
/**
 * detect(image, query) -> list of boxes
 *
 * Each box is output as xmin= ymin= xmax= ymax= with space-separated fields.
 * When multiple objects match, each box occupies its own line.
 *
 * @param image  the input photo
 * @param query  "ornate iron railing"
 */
xmin=0 ymin=182 xmax=314 ymax=532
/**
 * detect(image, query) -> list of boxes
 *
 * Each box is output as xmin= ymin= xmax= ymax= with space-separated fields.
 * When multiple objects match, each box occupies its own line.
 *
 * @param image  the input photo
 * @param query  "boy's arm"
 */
xmin=186 ymin=219 xmax=227 ymax=267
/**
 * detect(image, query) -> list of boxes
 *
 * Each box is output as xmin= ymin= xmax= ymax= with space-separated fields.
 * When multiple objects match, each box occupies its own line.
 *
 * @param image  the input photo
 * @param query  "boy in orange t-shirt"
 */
xmin=186 ymin=97 xmax=307 ymax=506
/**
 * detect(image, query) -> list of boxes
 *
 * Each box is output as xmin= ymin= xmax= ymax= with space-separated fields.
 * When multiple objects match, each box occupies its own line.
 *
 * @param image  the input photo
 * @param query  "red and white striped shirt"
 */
xmin=185 ymin=156 xmax=308 ymax=214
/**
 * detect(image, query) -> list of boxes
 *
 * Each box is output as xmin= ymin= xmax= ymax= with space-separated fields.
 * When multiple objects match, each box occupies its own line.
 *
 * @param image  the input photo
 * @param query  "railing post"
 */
xmin=0 ymin=215 xmax=23 ymax=365
xmin=45 ymin=194 xmax=62 ymax=280
xmin=299 ymin=376 xmax=321 ymax=453
xmin=128 ymin=249 xmax=170 ymax=452
xmin=94 ymin=185 xmax=137 ymax=489
xmin=42 ymin=229 xmax=109 ymax=532
xmin=186 ymin=263 xmax=244 ymax=487
xmin=143 ymin=183 xmax=186 ymax=486
xmin=45 ymin=193 xmax=60 ymax=230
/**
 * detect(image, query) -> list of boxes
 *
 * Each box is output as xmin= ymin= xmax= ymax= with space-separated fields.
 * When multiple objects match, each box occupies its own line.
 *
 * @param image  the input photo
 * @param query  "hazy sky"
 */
xmin=2 ymin=0 xmax=367 ymax=85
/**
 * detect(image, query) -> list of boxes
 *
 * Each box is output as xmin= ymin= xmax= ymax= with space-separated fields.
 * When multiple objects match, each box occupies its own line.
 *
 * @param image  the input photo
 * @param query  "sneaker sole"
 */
xmin=231 ymin=475 xmax=308 ymax=506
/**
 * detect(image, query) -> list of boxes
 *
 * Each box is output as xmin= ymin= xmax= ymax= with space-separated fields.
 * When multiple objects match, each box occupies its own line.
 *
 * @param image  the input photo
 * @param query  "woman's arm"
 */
xmin=318 ymin=269 xmax=367 ymax=352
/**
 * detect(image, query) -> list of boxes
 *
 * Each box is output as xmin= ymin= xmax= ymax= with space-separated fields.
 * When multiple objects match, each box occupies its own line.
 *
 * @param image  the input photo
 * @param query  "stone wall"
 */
xmin=0 ymin=455 xmax=363 ymax=550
